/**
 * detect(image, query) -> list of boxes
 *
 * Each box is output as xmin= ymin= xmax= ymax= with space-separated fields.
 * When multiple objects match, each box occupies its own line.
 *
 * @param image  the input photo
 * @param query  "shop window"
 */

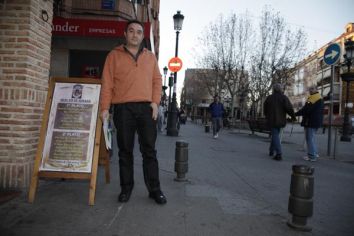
xmin=82 ymin=65 xmax=100 ymax=79
xmin=69 ymin=50 xmax=109 ymax=79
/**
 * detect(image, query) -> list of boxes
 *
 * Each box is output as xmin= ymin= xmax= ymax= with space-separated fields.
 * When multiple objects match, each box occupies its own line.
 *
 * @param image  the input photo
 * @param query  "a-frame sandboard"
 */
xmin=28 ymin=77 xmax=110 ymax=206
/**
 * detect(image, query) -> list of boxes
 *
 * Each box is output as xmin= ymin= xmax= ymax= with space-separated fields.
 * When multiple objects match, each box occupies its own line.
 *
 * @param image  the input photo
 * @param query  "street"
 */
xmin=1 ymin=121 xmax=354 ymax=236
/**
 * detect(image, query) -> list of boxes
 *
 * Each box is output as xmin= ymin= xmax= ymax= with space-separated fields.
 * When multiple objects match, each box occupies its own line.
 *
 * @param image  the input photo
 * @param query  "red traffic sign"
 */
xmin=168 ymin=57 xmax=183 ymax=72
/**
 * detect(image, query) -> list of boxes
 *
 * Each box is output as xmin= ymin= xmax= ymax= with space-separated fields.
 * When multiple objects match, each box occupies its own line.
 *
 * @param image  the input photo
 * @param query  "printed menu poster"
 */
xmin=40 ymin=83 xmax=101 ymax=173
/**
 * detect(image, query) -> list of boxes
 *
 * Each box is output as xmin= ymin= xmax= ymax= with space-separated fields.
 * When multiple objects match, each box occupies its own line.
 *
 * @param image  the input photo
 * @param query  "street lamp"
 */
xmin=168 ymin=73 xmax=174 ymax=112
xmin=340 ymin=39 xmax=354 ymax=142
xmin=162 ymin=66 xmax=168 ymax=105
xmin=167 ymin=10 xmax=184 ymax=136
xmin=163 ymin=66 xmax=168 ymax=87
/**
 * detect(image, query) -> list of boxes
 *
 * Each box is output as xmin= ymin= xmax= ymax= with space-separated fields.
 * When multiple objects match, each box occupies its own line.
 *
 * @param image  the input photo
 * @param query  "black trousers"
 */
xmin=113 ymin=102 xmax=161 ymax=193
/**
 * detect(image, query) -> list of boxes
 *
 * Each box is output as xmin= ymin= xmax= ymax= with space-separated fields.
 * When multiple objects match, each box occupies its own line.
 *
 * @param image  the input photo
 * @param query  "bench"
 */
xmin=247 ymin=118 xmax=271 ymax=136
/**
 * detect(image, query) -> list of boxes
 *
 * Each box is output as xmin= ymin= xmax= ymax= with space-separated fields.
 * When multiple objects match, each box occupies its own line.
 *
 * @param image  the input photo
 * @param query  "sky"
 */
xmin=157 ymin=0 xmax=354 ymax=101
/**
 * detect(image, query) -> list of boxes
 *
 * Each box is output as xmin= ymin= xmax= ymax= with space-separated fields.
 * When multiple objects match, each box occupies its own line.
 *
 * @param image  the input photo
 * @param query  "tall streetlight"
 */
xmin=162 ymin=66 xmax=168 ymax=105
xmin=340 ymin=39 xmax=354 ymax=142
xmin=168 ymin=73 xmax=174 ymax=111
xmin=163 ymin=66 xmax=168 ymax=87
xmin=167 ymin=10 xmax=184 ymax=136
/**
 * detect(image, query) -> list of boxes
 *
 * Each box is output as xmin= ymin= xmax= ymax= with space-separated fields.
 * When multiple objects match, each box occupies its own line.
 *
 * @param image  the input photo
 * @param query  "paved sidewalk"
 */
xmin=1 ymin=121 xmax=353 ymax=236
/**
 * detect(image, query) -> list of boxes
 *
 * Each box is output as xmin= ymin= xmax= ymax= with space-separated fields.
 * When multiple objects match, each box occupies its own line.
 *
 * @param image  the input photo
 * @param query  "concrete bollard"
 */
xmin=287 ymin=165 xmax=314 ymax=232
xmin=174 ymin=141 xmax=189 ymax=182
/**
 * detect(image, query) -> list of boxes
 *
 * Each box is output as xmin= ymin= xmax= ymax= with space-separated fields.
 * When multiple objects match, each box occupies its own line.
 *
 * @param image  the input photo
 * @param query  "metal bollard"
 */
xmin=205 ymin=124 xmax=210 ymax=133
xmin=287 ymin=165 xmax=314 ymax=232
xmin=174 ymin=141 xmax=188 ymax=182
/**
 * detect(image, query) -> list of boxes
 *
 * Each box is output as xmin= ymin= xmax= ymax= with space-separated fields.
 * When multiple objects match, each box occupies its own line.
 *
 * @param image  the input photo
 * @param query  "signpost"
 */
xmin=167 ymin=57 xmax=183 ymax=136
xmin=168 ymin=57 xmax=183 ymax=72
xmin=324 ymin=43 xmax=341 ymax=66
xmin=323 ymin=43 xmax=341 ymax=156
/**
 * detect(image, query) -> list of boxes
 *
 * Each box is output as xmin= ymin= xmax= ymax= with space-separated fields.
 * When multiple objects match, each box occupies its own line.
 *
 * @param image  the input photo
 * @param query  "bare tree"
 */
xmin=194 ymin=13 xmax=252 ymax=116
xmin=224 ymin=13 xmax=252 ymax=116
xmin=190 ymin=6 xmax=306 ymax=119
xmin=194 ymin=15 xmax=228 ymax=98
xmin=248 ymin=6 xmax=307 ymax=117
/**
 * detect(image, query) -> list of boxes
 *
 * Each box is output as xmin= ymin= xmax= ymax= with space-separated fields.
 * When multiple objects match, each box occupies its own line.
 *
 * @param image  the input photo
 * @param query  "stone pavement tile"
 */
xmin=0 ymin=190 xmax=22 ymax=205
xmin=1 ymin=121 xmax=353 ymax=236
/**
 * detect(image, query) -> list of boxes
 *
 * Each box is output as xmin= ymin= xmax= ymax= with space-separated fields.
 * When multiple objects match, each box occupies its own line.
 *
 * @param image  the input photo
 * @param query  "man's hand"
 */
xmin=150 ymin=103 xmax=158 ymax=120
xmin=101 ymin=109 xmax=109 ymax=121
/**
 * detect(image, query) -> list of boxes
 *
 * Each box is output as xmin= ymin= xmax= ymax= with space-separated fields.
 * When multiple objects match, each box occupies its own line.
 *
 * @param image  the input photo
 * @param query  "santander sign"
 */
xmin=52 ymin=17 xmax=150 ymax=38
xmin=52 ymin=21 xmax=80 ymax=33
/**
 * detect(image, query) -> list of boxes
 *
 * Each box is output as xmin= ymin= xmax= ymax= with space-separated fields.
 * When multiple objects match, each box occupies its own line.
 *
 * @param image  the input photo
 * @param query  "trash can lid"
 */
xmin=292 ymin=165 xmax=314 ymax=175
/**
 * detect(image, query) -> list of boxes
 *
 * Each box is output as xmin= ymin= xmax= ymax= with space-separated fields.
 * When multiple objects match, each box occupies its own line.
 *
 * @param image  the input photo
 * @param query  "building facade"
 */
xmin=51 ymin=0 xmax=160 ymax=79
xmin=288 ymin=23 xmax=354 ymax=120
xmin=182 ymin=68 xmax=248 ymax=121
xmin=0 ymin=0 xmax=160 ymax=191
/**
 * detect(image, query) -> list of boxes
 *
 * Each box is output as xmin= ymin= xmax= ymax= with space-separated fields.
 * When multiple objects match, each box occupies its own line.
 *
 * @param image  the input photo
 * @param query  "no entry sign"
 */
xmin=168 ymin=57 xmax=183 ymax=72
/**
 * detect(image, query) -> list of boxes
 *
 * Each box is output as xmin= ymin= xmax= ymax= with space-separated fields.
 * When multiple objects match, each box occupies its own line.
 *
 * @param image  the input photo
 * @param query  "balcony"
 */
xmin=316 ymin=66 xmax=331 ymax=82
xmin=53 ymin=0 xmax=146 ymax=21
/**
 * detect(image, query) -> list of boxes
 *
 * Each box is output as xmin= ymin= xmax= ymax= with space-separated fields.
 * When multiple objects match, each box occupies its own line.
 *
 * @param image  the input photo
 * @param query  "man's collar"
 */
xmin=123 ymin=44 xmax=144 ymax=53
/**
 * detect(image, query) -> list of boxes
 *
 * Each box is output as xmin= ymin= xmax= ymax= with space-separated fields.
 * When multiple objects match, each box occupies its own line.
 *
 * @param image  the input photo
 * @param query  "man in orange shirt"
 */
xmin=100 ymin=20 xmax=166 ymax=205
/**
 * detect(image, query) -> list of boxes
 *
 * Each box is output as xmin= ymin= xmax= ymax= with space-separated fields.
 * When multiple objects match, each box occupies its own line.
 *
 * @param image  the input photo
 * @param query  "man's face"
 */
xmin=309 ymin=88 xmax=317 ymax=95
xmin=124 ymin=23 xmax=144 ymax=48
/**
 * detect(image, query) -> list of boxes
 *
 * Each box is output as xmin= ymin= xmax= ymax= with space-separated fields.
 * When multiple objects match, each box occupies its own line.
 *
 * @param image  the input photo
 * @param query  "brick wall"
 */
xmin=0 ymin=0 xmax=53 ymax=190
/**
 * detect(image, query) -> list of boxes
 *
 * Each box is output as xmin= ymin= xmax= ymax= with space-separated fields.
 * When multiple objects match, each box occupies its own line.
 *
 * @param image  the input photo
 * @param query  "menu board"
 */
xmin=39 ymin=83 xmax=101 ymax=172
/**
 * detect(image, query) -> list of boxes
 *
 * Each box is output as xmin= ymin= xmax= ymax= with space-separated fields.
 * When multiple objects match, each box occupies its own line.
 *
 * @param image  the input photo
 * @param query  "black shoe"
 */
xmin=273 ymin=154 xmax=282 ymax=161
xmin=118 ymin=190 xmax=132 ymax=203
xmin=149 ymin=190 xmax=167 ymax=205
xmin=269 ymin=151 xmax=274 ymax=156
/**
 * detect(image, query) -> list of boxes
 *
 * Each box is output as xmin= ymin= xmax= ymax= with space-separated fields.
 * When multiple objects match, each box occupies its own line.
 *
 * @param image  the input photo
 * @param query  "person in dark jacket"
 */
xmin=209 ymin=95 xmax=225 ymax=138
xmin=295 ymin=86 xmax=324 ymax=162
xmin=264 ymin=83 xmax=296 ymax=160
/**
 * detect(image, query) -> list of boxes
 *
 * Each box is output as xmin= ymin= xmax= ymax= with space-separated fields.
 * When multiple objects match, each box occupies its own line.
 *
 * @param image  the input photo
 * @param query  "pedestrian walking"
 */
xmin=209 ymin=95 xmax=225 ymax=138
xmin=100 ymin=20 xmax=167 ymax=205
xmin=264 ymin=83 xmax=296 ymax=161
xmin=178 ymin=107 xmax=186 ymax=125
xmin=295 ymin=86 xmax=324 ymax=162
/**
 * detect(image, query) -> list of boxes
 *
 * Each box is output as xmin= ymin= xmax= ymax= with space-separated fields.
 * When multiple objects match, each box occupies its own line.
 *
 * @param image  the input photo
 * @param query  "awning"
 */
xmin=52 ymin=17 xmax=150 ymax=38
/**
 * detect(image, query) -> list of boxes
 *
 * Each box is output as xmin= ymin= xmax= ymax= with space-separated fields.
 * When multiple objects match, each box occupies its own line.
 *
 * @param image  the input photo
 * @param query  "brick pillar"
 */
xmin=0 ymin=0 xmax=53 ymax=190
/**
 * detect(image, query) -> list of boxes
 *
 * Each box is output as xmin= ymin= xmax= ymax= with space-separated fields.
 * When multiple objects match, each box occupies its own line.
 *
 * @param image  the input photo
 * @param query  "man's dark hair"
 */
xmin=125 ymin=20 xmax=144 ymax=32
xmin=273 ymin=83 xmax=283 ymax=93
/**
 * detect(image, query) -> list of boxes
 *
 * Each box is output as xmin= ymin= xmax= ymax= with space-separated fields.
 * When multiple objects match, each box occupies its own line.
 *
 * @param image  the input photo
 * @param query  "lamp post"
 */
xmin=168 ymin=73 xmax=174 ymax=111
xmin=163 ymin=66 xmax=168 ymax=87
xmin=167 ymin=10 xmax=184 ymax=136
xmin=162 ymin=66 xmax=168 ymax=105
xmin=340 ymin=39 xmax=354 ymax=142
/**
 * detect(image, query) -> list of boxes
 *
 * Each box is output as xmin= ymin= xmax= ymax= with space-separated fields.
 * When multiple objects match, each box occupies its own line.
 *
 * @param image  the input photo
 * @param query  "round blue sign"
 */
xmin=323 ymin=43 xmax=341 ymax=66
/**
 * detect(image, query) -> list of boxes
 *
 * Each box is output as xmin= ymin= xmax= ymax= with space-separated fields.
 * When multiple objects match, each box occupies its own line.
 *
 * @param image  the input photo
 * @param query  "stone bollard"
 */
xmin=205 ymin=124 xmax=210 ymax=133
xmin=287 ymin=165 xmax=314 ymax=232
xmin=174 ymin=141 xmax=189 ymax=182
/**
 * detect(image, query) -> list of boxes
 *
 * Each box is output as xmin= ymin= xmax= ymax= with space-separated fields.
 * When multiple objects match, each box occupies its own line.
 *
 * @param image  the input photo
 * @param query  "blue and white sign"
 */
xmin=323 ymin=43 xmax=341 ymax=66
xmin=101 ymin=0 xmax=115 ymax=10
